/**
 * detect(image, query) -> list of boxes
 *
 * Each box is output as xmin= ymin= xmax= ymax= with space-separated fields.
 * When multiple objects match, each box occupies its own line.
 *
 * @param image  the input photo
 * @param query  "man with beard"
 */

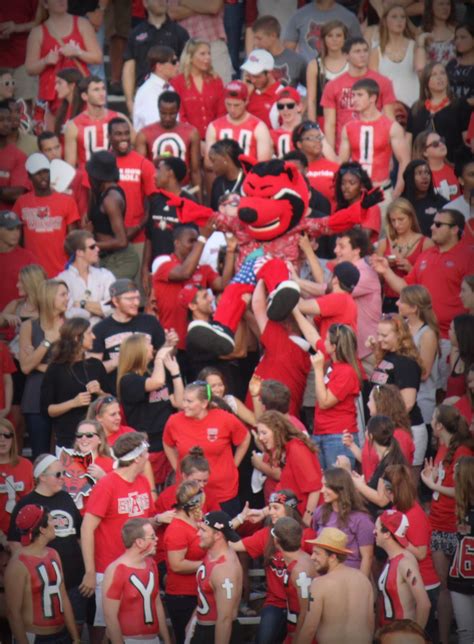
xmin=295 ymin=528 xmax=374 ymax=644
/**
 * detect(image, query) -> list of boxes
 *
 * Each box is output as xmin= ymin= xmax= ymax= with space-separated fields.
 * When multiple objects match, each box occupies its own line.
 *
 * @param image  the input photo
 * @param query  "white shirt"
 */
xmin=56 ymin=264 xmax=116 ymax=328
xmin=448 ymin=195 xmax=471 ymax=219
xmin=133 ymin=73 xmax=172 ymax=131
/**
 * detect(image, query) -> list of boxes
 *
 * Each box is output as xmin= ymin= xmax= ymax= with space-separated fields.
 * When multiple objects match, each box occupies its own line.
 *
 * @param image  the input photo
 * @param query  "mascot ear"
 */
xmin=283 ymin=161 xmax=301 ymax=185
xmin=239 ymin=154 xmax=258 ymax=176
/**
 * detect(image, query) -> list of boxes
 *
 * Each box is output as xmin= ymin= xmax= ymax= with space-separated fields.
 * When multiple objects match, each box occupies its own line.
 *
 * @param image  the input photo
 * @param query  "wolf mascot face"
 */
xmin=237 ymin=158 xmax=310 ymax=241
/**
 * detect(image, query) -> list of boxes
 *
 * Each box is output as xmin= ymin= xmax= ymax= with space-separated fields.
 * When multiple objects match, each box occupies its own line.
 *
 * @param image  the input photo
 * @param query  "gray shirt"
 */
xmin=284 ymin=2 xmax=362 ymax=62
xmin=273 ymin=48 xmax=307 ymax=88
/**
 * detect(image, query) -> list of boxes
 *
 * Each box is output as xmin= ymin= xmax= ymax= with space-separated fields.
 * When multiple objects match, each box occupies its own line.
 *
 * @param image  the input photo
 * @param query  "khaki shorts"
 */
xmin=12 ymin=65 xmax=38 ymax=101
xmin=105 ymin=0 xmax=132 ymax=40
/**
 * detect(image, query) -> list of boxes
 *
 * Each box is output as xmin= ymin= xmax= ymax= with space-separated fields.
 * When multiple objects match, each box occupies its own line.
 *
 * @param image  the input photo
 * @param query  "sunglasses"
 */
xmin=0 ymin=80 xmax=15 ymax=87
xmin=169 ymin=58 xmax=179 ymax=65
xmin=432 ymin=220 xmax=456 ymax=228
xmin=426 ymin=137 xmax=446 ymax=149
xmin=189 ymin=380 xmax=212 ymax=401
xmin=75 ymin=432 xmax=98 ymax=439
xmin=85 ymin=243 xmax=97 ymax=250
xmin=0 ymin=432 xmax=13 ymax=439
xmin=276 ymin=102 xmax=296 ymax=111
xmin=95 ymin=395 xmax=117 ymax=414
xmin=302 ymin=135 xmax=323 ymax=142
xmin=44 ymin=471 xmax=65 ymax=479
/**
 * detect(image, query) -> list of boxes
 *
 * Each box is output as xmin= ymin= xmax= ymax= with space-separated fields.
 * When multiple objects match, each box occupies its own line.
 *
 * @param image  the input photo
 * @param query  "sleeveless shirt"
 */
xmin=346 ymin=114 xmax=394 ymax=183
xmin=89 ymin=185 xmax=127 ymax=238
xmin=378 ymin=41 xmax=419 ymax=108
xmin=73 ymin=109 xmax=121 ymax=168
xmin=378 ymin=553 xmax=407 ymax=625
xmin=19 ymin=549 xmax=64 ymax=628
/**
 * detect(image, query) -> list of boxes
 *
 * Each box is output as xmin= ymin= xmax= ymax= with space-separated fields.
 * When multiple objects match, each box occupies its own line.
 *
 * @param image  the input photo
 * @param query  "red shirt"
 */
xmin=86 ymin=471 xmax=153 ymax=572
xmin=172 ymin=74 xmax=226 ymax=139
xmin=116 ymin=151 xmax=156 ymax=243
xmin=0 ymin=341 xmax=16 ymax=412
xmin=196 ymin=553 xmax=229 ymax=624
xmin=152 ymin=254 xmax=218 ymax=349
xmin=247 ymin=82 xmax=282 ymax=129
xmin=0 ymin=246 xmax=37 ymax=311
xmin=345 ymin=115 xmax=394 ymax=183
xmin=106 ymin=425 xmax=135 ymax=447
xmin=164 ymin=518 xmax=205 ymax=595
xmin=279 ymin=439 xmax=322 ymax=515
xmin=139 ymin=121 xmax=197 ymax=184
xmin=404 ymin=502 xmax=439 ymax=588
xmin=72 ymin=109 xmax=122 ymax=168
xmin=315 ymin=291 xmax=358 ymax=343
xmin=405 ymin=242 xmax=473 ymax=338
xmin=19 ymin=549 xmax=65 ymax=628
xmin=306 ymin=157 xmax=339 ymax=211
xmin=0 ymin=144 xmax=28 ymax=210
xmin=430 ymin=444 xmax=474 ymax=533
xmin=209 ymin=113 xmax=263 ymax=158
xmin=321 ymin=71 xmax=397 ymax=151
xmin=314 ymin=362 xmax=360 ymax=436
xmin=0 ymin=457 xmax=33 ymax=533
xmin=247 ymin=322 xmax=311 ymax=417
xmin=13 ymin=191 xmax=80 ymax=277
xmin=0 ymin=2 xmax=38 ymax=69
xmin=432 ymin=164 xmax=461 ymax=200
xmin=361 ymin=428 xmax=415 ymax=481
xmin=454 ymin=395 xmax=473 ymax=425
xmin=163 ymin=409 xmax=248 ymax=503
xmin=271 ymin=129 xmax=294 ymax=158
xmin=106 ymin=559 xmax=162 ymax=637
xmin=378 ymin=553 xmax=407 ymax=625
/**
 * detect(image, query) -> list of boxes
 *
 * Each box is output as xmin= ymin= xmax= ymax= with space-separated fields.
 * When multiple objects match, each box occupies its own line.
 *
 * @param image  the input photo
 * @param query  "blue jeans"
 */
xmin=25 ymin=413 xmax=52 ymax=460
xmin=313 ymin=433 xmax=359 ymax=470
xmin=256 ymin=605 xmax=287 ymax=644
xmin=88 ymin=23 xmax=106 ymax=80
xmin=224 ymin=2 xmax=245 ymax=76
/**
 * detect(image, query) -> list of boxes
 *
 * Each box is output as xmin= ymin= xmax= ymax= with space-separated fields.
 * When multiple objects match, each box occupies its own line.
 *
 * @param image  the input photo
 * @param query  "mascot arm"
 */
xmin=155 ymin=189 xmax=214 ymax=227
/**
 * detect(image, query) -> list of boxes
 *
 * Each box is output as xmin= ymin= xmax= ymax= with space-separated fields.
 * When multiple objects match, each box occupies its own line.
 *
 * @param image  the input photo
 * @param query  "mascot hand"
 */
xmin=157 ymin=189 xmax=214 ymax=226
xmin=361 ymin=187 xmax=384 ymax=209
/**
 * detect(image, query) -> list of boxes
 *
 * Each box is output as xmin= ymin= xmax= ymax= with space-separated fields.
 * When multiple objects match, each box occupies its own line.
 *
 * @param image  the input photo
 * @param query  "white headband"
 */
xmin=113 ymin=441 xmax=149 ymax=468
xmin=34 ymin=454 xmax=59 ymax=479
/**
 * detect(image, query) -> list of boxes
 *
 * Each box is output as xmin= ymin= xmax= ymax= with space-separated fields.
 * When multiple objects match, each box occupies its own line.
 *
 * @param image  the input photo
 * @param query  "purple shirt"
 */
xmin=312 ymin=507 xmax=375 ymax=569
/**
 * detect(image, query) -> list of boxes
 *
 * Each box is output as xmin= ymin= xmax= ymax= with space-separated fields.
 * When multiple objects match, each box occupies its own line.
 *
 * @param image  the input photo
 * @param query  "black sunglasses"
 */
xmin=75 ymin=432 xmax=98 ymax=439
xmin=432 ymin=220 xmax=456 ymax=228
xmin=85 ymin=243 xmax=97 ymax=250
xmin=0 ymin=432 xmax=13 ymax=439
xmin=169 ymin=58 xmax=178 ymax=64
xmin=426 ymin=137 xmax=446 ymax=149
xmin=45 ymin=471 xmax=65 ymax=479
xmin=276 ymin=102 xmax=296 ymax=111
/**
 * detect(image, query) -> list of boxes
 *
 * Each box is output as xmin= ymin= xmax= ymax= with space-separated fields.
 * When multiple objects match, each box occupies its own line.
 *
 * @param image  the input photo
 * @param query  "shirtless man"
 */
xmin=190 ymin=511 xmax=243 ymax=644
xmin=273 ymin=517 xmax=317 ymax=641
xmin=295 ymin=527 xmax=374 ymax=644
xmin=375 ymin=510 xmax=431 ymax=630
xmin=102 ymin=518 xmax=171 ymax=644
xmin=4 ymin=504 xmax=80 ymax=644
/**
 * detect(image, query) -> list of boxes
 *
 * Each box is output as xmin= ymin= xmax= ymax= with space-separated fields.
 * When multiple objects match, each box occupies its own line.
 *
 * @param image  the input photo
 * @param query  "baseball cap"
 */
xmin=306 ymin=527 xmax=353 ymax=555
xmin=379 ymin=509 xmax=410 ymax=547
xmin=25 ymin=153 xmax=51 ymax=175
xmin=241 ymin=49 xmax=274 ymax=75
xmin=333 ymin=261 xmax=360 ymax=292
xmin=0 ymin=210 xmax=22 ymax=229
xmin=109 ymin=279 xmax=139 ymax=299
xmin=16 ymin=504 xmax=47 ymax=545
xmin=178 ymin=284 xmax=200 ymax=309
xmin=224 ymin=80 xmax=248 ymax=102
xmin=275 ymin=86 xmax=302 ymax=105
xmin=203 ymin=511 xmax=241 ymax=542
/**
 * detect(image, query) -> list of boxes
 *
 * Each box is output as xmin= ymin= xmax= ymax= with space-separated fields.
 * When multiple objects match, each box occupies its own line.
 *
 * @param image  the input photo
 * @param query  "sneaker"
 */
xmin=187 ymin=320 xmax=235 ymax=355
xmin=266 ymin=280 xmax=300 ymax=321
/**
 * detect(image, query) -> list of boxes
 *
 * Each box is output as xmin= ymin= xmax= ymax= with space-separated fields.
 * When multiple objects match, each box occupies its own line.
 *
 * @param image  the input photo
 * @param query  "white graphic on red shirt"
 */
xmin=22 ymin=207 xmax=63 ymax=233
xmin=0 ymin=474 xmax=25 ymax=513
xmin=117 ymin=491 xmax=151 ymax=516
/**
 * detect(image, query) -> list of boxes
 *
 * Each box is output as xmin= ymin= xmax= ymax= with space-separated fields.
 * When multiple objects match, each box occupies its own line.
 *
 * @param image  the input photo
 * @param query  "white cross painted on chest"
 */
xmin=222 ymin=578 xmax=234 ymax=599
xmin=0 ymin=475 xmax=25 ymax=513
xmin=296 ymin=571 xmax=312 ymax=599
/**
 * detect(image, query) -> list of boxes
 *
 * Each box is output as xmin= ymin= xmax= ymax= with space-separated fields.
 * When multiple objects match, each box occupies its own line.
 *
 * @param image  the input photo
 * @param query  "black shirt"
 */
xmin=89 ymin=186 xmax=126 ymax=240
xmin=68 ymin=0 xmax=98 ymax=15
xmin=40 ymin=358 xmax=109 ymax=448
xmin=123 ymin=18 xmax=190 ymax=87
xmin=413 ymin=193 xmax=448 ymax=237
xmin=119 ymin=372 xmax=176 ymax=451
xmin=8 ymin=490 xmax=85 ymax=590
xmin=446 ymin=60 xmax=474 ymax=103
xmin=92 ymin=314 xmax=165 ymax=394
xmin=210 ymin=174 xmax=244 ymax=212
xmin=146 ymin=189 xmax=195 ymax=260
xmin=370 ymin=351 xmax=424 ymax=426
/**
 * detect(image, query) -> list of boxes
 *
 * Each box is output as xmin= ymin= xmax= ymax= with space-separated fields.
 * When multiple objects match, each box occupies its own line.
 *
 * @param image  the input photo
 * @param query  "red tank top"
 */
xmin=378 ymin=553 xmax=406 ymax=625
xmin=383 ymin=236 xmax=426 ymax=298
xmin=19 ymin=549 xmax=65 ymax=628
xmin=141 ymin=121 xmax=195 ymax=166
xmin=270 ymin=129 xmax=294 ymax=159
xmin=73 ymin=110 xmax=121 ymax=168
xmin=346 ymin=115 xmax=394 ymax=183
xmin=211 ymin=114 xmax=262 ymax=158
xmin=106 ymin=559 xmax=161 ymax=637
xmin=196 ymin=554 xmax=230 ymax=625
xmin=39 ymin=17 xmax=88 ymax=103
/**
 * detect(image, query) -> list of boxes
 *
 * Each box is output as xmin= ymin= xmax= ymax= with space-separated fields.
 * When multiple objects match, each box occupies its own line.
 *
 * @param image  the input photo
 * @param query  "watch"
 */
xmin=42 ymin=339 xmax=51 ymax=349
xmin=80 ymin=300 xmax=86 ymax=309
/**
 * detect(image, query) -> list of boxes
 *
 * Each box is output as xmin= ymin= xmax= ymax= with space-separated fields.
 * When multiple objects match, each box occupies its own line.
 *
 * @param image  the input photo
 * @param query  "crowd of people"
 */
xmin=0 ymin=0 xmax=473 ymax=643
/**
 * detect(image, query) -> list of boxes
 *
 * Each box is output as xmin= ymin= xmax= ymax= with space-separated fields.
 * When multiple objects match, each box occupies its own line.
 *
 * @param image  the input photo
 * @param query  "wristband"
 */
xmin=197 ymin=235 xmax=207 ymax=244
xmin=171 ymin=373 xmax=182 ymax=379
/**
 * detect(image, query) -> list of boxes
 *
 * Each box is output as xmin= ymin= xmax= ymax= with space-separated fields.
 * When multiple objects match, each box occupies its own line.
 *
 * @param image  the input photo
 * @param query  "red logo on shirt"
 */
xmin=207 ymin=428 xmax=219 ymax=442
xmin=306 ymin=21 xmax=321 ymax=52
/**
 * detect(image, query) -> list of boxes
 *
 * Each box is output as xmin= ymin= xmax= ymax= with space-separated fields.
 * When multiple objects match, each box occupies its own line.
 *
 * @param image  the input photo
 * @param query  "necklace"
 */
xmin=425 ymin=96 xmax=450 ymax=113
xmin=68 ymin=361 xmax=89 ymax=388
xmin=392 ymin=235 xmax=421 ymax=256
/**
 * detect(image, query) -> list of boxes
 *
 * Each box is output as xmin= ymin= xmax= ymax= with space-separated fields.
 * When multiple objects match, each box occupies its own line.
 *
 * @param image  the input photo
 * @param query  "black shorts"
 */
xmin=191 ymin=620 xmax=242 ymax=644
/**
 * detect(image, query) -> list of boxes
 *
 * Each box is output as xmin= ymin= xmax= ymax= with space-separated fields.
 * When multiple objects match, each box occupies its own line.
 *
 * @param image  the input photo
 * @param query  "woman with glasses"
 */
xmin=401 ymin=160 xmax=448 ymax=236
xmin=7 ymin=452 xmax=86 ymax=628
xmin=407 ymin=63 xmax=471 ymax=163
xmin=40 ymin=317 xmax=108 ymax=450
xmin=230 ymin=489 xmax=316 ymax=644
xmin=376 ymin=198 xmax=433 ymax=312
xmin=312 ymin=467 xmax=374 ymax=577
xmin=413 ymin=129 xmax=461 ymax=201
xmin=0 ymin=418 xmax=33 ymax=536
xmin=383 ymin=464 xmax=440 ymax=639
xmin=163 ymin=380 xmax=250 ymax=516
xmin=334 ymin=162 xmax=381 ymax=243
xmin=421 ymin=405 xmax=474 ymax=644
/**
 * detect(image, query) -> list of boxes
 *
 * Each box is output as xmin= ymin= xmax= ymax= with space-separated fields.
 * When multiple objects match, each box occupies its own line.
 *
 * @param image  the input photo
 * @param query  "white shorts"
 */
xmin=412 ymin=423 xmax=428 ymax=466
xmin=94 ymin=572 xmax=105 ymax=627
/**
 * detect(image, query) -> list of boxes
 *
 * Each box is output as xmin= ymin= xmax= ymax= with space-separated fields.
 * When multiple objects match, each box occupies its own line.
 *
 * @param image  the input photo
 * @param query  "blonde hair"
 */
xmin=19 ymin=264 xmax=47 ymax=311
xmin=37 ymin=279 xmax=68 ymax=328
xmin=116 ymin=334 xmax=149 ymax=399
xmin=375 ymin=314 xmax=424 ymax=369
xmin=386 ymin=198 xmax=421 ymax=241
xmin=328 ymin=324 xmax=362 ymax=384
xmin=179 ymin=38 xmax=216 ymax=85
xmin=379 ymin=4 xmax=414 ymax=55
xmin=0 ymin=419 xmax=19 ymax=466
xmin=176 ymin=479 xmax=205 ymax=522
xmin=73 ymin=419 xmax=111 ymax=457
xmin=399 ymin=285 xmax=440 ymax=352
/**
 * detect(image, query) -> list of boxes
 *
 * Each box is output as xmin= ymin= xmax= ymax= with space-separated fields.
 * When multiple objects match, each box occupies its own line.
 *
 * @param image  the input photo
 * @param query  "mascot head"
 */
xmin=238 ymin=158 xmax=310 ymax=241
